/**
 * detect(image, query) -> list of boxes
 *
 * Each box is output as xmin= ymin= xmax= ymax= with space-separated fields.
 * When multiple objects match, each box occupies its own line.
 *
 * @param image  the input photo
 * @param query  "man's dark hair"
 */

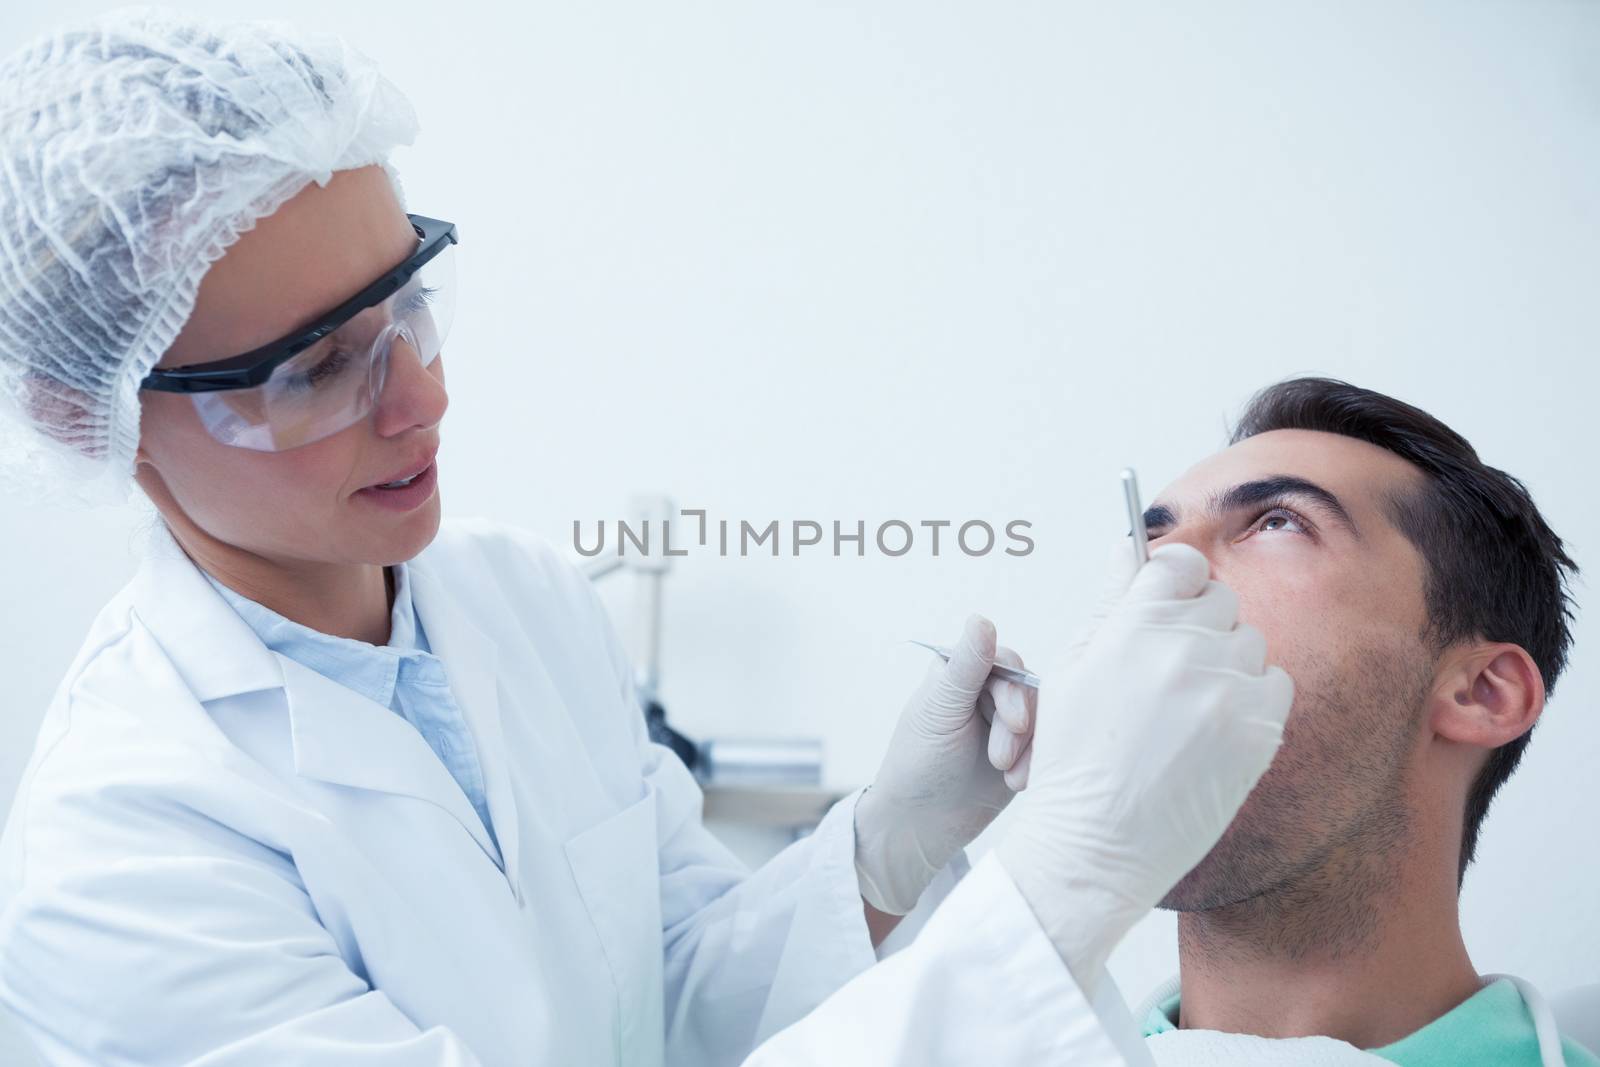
xmin=1229 ymin=377 xmax=1578 ymax=886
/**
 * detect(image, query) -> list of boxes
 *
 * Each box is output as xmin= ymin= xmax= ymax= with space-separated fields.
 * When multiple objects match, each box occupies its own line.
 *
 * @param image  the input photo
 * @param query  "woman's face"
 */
xmin=135 ymin=165 xmax=447 ymax=568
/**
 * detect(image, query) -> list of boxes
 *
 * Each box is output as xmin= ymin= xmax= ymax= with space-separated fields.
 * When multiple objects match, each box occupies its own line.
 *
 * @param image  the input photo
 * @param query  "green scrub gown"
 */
xmin=1142 ymin=978 xmax=1598 ymax=1065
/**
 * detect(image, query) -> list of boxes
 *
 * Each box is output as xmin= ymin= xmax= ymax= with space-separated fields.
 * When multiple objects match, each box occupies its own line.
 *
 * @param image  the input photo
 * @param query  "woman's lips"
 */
xmin=355 ymin=460 xmax=437 ymax=511
xmin=363 ymin=448 xmax=439 ymax=490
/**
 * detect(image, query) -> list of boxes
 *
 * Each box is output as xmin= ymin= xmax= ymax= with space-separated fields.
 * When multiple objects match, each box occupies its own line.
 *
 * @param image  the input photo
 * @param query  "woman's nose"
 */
xmin=371 ymin=334 xmax=447 ymax=436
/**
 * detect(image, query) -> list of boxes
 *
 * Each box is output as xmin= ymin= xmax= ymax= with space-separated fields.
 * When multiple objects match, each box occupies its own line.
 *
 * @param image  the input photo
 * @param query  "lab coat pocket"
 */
xmin=564 ymin=790 xmax=666 ymax=1067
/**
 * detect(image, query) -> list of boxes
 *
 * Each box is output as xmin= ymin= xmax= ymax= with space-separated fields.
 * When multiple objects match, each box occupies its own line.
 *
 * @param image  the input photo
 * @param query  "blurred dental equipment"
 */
xmin=1122 ymin=467 xmax=1150 ymax=565
xmin=907 ymin=639 xmax=1042 ymax=689
xmin=697 ymin=738 xmax=824 ymax=787
xmin=582 ymin=493 xmax=827 ymax=795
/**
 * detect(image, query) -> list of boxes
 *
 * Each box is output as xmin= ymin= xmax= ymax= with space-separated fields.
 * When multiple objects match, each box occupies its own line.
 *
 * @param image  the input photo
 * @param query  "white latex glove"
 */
xmin=855 ymin=615 xmax=1038 ymax=915
xmin=996 ymin=542 xmax=1293 ymax=993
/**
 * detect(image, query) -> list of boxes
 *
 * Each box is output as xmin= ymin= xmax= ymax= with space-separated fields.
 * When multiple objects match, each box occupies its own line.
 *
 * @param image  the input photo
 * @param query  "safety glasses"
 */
xmin=140 ymin=214 xmax=458 ymax=452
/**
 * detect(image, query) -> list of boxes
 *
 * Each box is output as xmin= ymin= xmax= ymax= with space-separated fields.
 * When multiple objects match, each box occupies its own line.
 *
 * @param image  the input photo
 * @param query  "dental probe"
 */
xmin=1122 ymin=467 xmax=1150 ymax=565
xmin=906 ymin=640 xmax=1043 ymax=690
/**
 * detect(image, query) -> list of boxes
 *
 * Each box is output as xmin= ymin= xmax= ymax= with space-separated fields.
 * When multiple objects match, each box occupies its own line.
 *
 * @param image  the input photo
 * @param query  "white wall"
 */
xmin=2 ymin=2 xmax=1597 ymax=1057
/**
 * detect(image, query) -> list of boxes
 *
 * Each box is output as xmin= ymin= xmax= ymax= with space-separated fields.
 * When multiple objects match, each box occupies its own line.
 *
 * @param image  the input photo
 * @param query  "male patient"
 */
xmin=1128 ymin=377 xmax=1591 ymax=1065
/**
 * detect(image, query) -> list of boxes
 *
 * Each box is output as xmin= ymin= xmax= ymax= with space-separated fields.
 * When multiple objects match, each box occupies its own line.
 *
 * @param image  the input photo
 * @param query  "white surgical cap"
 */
xmin=0 ymin=5 xmax=419 ymax=507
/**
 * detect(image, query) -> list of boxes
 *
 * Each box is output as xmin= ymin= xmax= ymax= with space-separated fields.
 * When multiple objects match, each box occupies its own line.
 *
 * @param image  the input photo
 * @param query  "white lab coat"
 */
xmin=0 ymin=516 xmax=1128 ymax=1067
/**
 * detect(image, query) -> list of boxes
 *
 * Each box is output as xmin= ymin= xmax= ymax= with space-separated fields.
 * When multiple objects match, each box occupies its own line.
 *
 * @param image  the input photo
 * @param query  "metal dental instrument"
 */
xmin=907 ymin=639 xmax=1043 ymax=690
xmin=1122 ymin=467 xmax=1150 ymax=565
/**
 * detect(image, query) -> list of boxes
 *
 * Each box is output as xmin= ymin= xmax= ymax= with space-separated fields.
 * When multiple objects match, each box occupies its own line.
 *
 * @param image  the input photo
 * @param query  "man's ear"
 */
xmin=1428 ymin=643 xmax=1544 ymax=749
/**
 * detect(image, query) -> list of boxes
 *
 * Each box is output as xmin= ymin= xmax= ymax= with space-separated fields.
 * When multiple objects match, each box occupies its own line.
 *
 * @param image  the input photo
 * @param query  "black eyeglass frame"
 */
xmin=140 ymin=214 xmax=458 ymax=395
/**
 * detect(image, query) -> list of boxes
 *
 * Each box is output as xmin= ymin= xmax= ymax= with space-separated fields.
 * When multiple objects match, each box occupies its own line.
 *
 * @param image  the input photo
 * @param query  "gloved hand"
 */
xmin=995 ymin=542 xmax=1293 ymax=993
xmin=855 ymin=615 xmax=1038 ymax=915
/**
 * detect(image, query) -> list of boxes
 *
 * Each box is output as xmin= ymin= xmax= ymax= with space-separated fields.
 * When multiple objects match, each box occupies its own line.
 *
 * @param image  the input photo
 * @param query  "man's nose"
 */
xmin=1149 ymin=525 xmax=1221 ymax=574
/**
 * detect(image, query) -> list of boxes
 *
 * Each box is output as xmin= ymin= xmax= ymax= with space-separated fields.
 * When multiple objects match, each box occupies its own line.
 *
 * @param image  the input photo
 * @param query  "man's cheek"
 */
xmin=1249 ymin=608 xmax=1301 ymax=675
xmin=1223 ymin=557 xmax=1325 ymax=620
xmin=1219 ymin=576 xmax=1287 ymax=636
xmin=1228 ymin=583 xmax=1322 ymax=680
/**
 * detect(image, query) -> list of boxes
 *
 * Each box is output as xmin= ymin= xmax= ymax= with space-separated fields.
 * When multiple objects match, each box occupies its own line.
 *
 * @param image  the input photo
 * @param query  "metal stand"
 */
xmin=580 ymin=494 xmax=826 ymax=797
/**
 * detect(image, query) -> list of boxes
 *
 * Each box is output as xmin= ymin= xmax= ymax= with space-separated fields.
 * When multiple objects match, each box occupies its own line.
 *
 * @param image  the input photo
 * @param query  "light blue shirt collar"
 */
xmin=199 ymin=564 xmax=425 ymax=714
xmin=197 ymin=559 xmax=501 ymax=861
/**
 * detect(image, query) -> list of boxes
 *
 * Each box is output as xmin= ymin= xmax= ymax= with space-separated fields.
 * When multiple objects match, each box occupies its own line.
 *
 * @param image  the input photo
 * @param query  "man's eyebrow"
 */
xmin=1141 ymin=476 xmax=1361 ymax=537
xmin=1214 ymin=476 xmax=1361 ymax=537
xmin=1143 ymin=503 xmax=1177 ymax=531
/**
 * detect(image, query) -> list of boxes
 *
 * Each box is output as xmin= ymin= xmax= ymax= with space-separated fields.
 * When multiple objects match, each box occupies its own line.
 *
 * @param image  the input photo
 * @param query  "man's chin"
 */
xmin=1156 ymin=851 xmax=1264 ymax=913
xmin=1157 ymin=872 xmax=1213 ymax=913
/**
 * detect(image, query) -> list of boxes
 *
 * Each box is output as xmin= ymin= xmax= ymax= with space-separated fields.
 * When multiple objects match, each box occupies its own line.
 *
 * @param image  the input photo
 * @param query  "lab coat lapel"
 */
xmin=279 ymin=654 xmax=504 ymax=867
xmin=406 ymin=559 xmax=525 ymax=904
xmin=129 ymin=519 xmax=283 ymax=702
xmin=132 ymin=519 xmax=506 ymax=866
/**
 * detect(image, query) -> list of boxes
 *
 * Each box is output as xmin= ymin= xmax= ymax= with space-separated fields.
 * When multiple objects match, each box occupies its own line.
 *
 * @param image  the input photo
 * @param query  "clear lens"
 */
xmin=188 ymin=243 xmax=456 ymax=451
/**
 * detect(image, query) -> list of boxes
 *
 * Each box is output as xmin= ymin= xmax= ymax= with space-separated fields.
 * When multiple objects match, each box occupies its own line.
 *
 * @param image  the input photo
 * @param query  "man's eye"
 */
xmin=1253 ymin=507 xmax=1308 ymax=535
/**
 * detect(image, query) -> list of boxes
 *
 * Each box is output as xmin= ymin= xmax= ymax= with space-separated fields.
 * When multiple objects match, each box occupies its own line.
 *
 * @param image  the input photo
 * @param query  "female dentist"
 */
xmin=0 ymin=9 xmax=1294 ymax=1067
